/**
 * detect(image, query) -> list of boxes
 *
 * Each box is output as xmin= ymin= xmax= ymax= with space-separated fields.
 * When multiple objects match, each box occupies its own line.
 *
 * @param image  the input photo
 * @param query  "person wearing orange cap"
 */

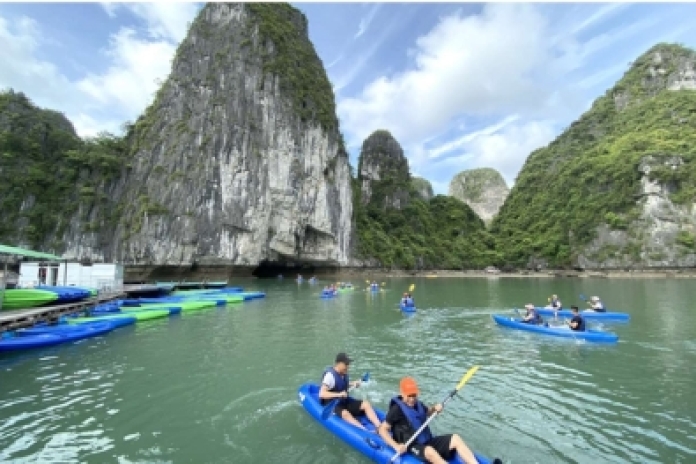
xmin=378 ymin=377 xmax=499 ymax=464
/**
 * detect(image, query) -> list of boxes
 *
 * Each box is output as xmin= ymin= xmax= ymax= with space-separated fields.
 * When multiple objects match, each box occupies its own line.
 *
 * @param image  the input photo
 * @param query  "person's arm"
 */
xmin=318 ymin=373 xmax=347 ymax=400
xmin=319 ymin=383 xmax=347 ymax=400
xmin=379 ymin=411 xmax=407 ymax=456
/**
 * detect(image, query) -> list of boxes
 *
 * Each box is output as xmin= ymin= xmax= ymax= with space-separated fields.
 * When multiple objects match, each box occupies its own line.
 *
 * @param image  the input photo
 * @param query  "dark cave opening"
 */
xmin=251 ymin=260 xmax=316 ymax=278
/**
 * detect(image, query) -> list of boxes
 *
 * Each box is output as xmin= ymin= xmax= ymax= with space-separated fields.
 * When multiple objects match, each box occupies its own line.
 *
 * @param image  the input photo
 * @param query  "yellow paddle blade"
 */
xmin=408 ymin=284 xmax=415 ymax=292
xmin=455 ymin=365 xmax=480 ymax=391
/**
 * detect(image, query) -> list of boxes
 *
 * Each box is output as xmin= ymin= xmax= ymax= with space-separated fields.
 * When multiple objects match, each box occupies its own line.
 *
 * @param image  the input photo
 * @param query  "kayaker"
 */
xmin=405 ymin=293 xmax=415 ymax=307
xmin=378 ymin=377 xmax=501 ymax=464
xmin=319 ymin=352 xmax=381 ymax=431
xmin=568 ymin=306 xmax=586 ymax=331
xmin=521 ymin=304 xmax=543 ymax=325
xmin=547 ymin=294 xmax=562 ymax=309
xmin=586 ymin=296 xmax=606 ymax=312
xmin=401 ymin=292 xmax=409 ymax=305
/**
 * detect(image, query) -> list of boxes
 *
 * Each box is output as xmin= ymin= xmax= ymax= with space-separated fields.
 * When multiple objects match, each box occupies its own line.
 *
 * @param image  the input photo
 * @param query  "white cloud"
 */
xmin=0 ymin=4 xmax=200 ymax=137
xmin=118 ymin=3 xmax=200 ymax=42
xmin=336 ymin=2 xmax=677 ymax=194
xmin=354 ymin=3 xmax=382 ymax=39
xmin=338 ymin=3 xmax=551 ymax=147
xmin=0 ymin=15 xmax=78 ymax=118
xmin=428 ymin=115 xmax=520 ymax=159
xmin=76 ymin=27 xmax=178 ymax=117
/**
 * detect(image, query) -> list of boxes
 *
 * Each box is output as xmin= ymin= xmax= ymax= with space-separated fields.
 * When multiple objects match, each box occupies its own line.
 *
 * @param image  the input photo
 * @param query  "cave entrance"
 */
xmin=252 ymin=260 xmax=316 ymax=279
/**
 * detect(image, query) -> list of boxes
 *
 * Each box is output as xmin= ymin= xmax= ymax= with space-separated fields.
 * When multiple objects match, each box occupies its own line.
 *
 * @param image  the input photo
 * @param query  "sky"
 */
xmin=1 ymin=2 xmax=696 ymax=194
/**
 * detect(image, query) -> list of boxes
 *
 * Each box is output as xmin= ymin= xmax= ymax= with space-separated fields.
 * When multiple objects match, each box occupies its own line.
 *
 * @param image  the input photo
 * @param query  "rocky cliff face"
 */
xmin=59 ymin=3 xmax=353 ymax=266
xmin=492 ymin=43 xmax=696 ymax=269
xmin=411 ymin=177 xmax=434 ymax=201
xmin=448 ymin=168 xmax=508 ymax=224
xmin=357 ymin=130 xmax=410 ymax=209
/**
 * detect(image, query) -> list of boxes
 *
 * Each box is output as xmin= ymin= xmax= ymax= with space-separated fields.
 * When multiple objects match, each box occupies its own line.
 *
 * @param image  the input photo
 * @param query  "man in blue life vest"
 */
xmin=568 ymin=306 xmax=586 ymax=331
xmin=520 ymin=304 xmax=543 ymax=324
xmin=586 ymin=296 xmax=606 ymax=312
xmin=319 ymin=352 xmax=381 ymax=430
xmin=548 ymin=294 xmax=562 ymax=309
xmin=379 ymin=377 xmax=502 ymax=464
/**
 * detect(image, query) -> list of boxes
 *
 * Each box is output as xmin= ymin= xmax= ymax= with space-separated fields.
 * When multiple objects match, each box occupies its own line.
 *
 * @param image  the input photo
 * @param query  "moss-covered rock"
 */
xmin=448 ymin=168 xmax=508 ymax=224
xmin=491 ymin=42 xmax=696 ymax=268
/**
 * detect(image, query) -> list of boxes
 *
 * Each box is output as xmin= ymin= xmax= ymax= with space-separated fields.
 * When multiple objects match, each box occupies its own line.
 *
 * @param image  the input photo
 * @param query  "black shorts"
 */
xmin=409 ymin=434 xmax=454 ymax=462
xmin=334 ymin=397 xmax=364 ymax=417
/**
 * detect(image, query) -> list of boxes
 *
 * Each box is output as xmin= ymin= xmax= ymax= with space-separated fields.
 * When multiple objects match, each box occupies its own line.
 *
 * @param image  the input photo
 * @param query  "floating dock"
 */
xmin=0 ymin=291 xmax=124 ymax=333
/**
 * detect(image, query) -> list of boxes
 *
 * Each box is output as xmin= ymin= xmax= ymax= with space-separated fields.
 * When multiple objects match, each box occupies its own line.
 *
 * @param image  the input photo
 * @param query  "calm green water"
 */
xmin=1 ymin=277 xmax=695 ymax=463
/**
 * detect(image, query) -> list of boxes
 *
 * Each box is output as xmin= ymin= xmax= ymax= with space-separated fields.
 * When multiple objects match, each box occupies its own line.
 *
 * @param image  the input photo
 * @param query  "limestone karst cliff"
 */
xmin=411 ymin=177 xmax=434 ymax=201
xmin=352 ymin=130 xmax=493 ymax=269
xmin=492 ymin=43 xmax=696 ymax=269
xmin=448 ymin=168 xmax=509 ymax=224
xmin=2 ymin=3 xmax=354 ymax=269
xmin=357 ymin=130 xmax=411 ymax=209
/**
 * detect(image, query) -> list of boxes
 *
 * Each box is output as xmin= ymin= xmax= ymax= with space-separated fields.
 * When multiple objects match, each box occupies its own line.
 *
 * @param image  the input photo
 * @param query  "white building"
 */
xmin=18 ymin=262 xmax=124 ymax=292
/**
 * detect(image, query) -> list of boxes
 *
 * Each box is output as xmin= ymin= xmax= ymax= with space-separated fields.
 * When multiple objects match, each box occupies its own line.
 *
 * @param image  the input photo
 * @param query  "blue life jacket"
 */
xmin=320 ymin=367 xmax=349 ymax=405
xmin=405 ymin=297 xmax=414 ymax=306
xmin=389 ymin=396 xmax=432 ymax=445
xmin=571 ymin=315 xmax=586 ymax=331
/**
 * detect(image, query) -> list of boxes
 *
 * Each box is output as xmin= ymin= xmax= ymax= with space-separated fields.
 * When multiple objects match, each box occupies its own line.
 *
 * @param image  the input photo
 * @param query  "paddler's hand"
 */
xmin=337 ymin=391 xmax=348 ymax=399
xmin=433 ymin=403 xmax=443 ymax=413
xmin=394 ymin=443 xmax=407 ymax=455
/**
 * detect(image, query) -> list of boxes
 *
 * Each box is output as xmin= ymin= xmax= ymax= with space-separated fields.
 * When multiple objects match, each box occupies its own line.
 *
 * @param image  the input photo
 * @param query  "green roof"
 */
xmin=0 ymin=244 xmax=63 ymax=261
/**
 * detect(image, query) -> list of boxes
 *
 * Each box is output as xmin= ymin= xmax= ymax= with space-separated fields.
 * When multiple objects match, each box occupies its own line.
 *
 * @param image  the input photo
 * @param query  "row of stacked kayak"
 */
xmin=1 ymin=286 xmax=97 ymax=310
xmin=0 ymin=287 xmax=265 ymax=352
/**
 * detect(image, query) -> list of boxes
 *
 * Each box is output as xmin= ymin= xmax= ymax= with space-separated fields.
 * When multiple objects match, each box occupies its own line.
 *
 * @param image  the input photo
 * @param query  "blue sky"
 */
xmin=1 ymin=2 xmax=696 ymax=194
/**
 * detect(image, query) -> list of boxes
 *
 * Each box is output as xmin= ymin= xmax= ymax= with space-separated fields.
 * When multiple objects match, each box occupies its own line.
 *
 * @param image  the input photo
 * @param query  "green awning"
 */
xmin=0 ymin=244 xmax=64 ymax=261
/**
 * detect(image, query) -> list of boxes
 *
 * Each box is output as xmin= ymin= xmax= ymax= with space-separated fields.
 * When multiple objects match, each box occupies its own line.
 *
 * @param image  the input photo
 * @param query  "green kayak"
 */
xmin=1 ymin=289 xmax=59 ymax=310
xmin=73 ymin=309 xmax=171 ymax=323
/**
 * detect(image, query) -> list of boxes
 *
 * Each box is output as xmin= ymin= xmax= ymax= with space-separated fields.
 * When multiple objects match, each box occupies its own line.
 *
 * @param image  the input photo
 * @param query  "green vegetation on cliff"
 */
xmin=354 ymin=188 xmax=497 ymax=269
xmin=246 ymin=3 xmax=341 ymax=134
xmin=352 ymin=131 xmax=495 ymax=268
xmin=0 ymin=90 xmax=129 ymax=248
xmin=491 ymin=43 xmax=696 ymax=267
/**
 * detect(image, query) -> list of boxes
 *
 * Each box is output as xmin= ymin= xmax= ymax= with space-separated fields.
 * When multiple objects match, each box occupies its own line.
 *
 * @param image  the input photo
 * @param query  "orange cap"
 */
xmin=400 ymin=377 xmax=420 ymax=396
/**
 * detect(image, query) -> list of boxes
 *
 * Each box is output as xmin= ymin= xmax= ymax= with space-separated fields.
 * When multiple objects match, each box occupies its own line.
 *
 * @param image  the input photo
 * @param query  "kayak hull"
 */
xmin=1 ymin=321 xmax=115 ymax=351
xmin=534 ymin=307 xmax=629 ymax=322
xmin=298 ymin=383 xmax=495 ymax=464
xmin=492 ymin=315 xmax=619 ymax=343
xmin=400 ymin=304 xmax=416 ymax=313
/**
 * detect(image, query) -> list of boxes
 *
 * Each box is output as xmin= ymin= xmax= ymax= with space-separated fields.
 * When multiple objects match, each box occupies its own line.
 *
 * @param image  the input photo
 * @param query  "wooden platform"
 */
xmin=0 ymin=291 xmax=124 ymax=333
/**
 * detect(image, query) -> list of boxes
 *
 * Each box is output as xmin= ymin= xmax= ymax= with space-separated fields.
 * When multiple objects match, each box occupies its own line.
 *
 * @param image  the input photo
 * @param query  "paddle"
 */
xmin=321 ymin=372 xmax=370 ymax=420
xmin=388 ymin=366 xmax=480 ymax=463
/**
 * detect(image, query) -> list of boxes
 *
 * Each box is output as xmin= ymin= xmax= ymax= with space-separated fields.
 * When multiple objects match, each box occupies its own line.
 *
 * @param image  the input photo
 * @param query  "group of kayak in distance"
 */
xmin=300 ymin=351 xmax=503 ymax=464
xmin=519 ymin=294 xmax=606 ymax=332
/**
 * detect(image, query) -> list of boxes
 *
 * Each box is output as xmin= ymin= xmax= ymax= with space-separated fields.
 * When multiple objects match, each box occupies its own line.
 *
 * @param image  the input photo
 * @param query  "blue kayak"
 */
xmin=298 ymin=383 xmax=496 ymax=464
xmin=534 ymin=307 xmax=629 ymax=322
xmin=492 ymin=315 xmax=618 ymax=343
xmin=400 ymin=304 xmax=416 ymax=313
xmin=0 ymin=321 xmax=115 ymax=351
